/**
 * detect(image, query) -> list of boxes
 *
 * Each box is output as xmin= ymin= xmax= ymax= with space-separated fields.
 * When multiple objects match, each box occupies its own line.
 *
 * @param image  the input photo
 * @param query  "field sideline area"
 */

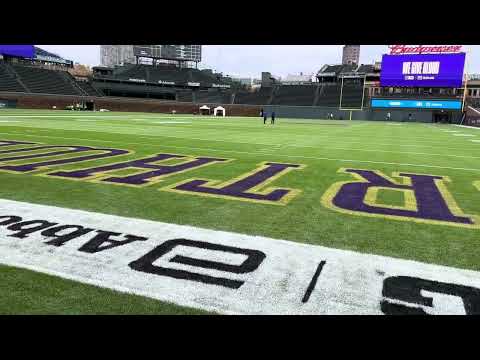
xmin=1 ymin=109 xmax=480 ymax=315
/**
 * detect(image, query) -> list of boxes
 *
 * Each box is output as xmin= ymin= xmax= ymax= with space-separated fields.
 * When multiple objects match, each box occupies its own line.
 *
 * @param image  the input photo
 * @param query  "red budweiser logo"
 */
xmin=389 ymin=45 xmax=463 ymax=55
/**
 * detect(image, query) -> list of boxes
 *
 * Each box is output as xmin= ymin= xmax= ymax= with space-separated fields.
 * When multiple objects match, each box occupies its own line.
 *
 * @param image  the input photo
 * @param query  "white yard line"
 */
xmin=455 ymin=124 xmax=480 ymax=130
xmin=1 ymin=121 xmax=474 ymax=150
xmin=1 ymin=116 xmax=469 ymax=143
xmin=153 ymin=121 xmax=192 ymax=124
xmin=2 ymin=129 xmax=479 ymax=158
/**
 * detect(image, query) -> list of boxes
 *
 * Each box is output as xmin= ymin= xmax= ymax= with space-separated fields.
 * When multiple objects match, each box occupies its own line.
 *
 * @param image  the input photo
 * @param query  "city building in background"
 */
xmin=100 ymin=45 xmax=202 ymax=68
xmin=342 ymin=45 xmax=360 ymax=65
xmin=283 ymin=73 xmax=315 ymax=84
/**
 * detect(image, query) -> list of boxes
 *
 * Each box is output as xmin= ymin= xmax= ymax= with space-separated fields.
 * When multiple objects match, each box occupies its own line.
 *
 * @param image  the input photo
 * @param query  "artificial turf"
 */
xmin=1 ymin=108 xmax=479 ymax=314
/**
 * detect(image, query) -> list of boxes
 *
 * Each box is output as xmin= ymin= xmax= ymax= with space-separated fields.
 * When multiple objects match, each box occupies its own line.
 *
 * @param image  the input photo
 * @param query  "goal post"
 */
xmin=338 ymin=74 xmax=368 ymax=118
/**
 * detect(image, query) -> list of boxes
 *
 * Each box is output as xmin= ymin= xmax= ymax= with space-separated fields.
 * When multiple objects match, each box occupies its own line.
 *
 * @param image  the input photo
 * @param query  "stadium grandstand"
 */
xmin=1 ymin=45 xmax=480 ymax=125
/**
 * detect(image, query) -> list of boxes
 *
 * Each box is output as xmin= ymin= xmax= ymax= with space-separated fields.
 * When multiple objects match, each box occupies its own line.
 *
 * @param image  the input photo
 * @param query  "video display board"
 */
xmin=0 ymin=45 xmax=35 ymax=58
xmin=380 ymin=53 xmax=466 ymax=88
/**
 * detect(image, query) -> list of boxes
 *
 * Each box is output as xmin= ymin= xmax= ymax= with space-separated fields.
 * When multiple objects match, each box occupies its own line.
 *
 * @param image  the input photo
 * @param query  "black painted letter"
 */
xmin=381 ymin=276 xmax=480 ymax=315
xmin=129 ymin=238 xmax=266 ymax=289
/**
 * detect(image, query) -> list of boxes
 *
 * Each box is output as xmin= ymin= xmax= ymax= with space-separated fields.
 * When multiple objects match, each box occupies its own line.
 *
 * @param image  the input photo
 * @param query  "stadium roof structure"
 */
xmin=317 ymin=63 xmax=381 ymax=81
xmin=34 ymin=46 xmax=73 ymax=66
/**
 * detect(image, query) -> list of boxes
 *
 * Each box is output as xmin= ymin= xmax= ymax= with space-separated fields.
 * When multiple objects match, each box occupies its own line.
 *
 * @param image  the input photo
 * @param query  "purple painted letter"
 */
xmin=49 ymin=154 xmax=228 ymax=185
xmin=171 ymin=162 xmax=302 ymax=204
xmin=331 ymin=169 xmax=473 ymax=225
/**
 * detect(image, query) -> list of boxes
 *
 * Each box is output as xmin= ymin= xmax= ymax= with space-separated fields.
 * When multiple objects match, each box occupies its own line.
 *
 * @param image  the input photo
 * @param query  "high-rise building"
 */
xmin=100 ymin=45 xmax=202 ymax=67
xmin=342 ymin=45 xmax=360 ymax=66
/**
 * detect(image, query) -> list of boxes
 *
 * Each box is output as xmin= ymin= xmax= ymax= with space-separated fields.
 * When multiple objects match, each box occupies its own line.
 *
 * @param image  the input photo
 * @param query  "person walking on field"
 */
xmin=271 ymin=111 xmax=276 ymax=125
xmin=263 ymin=111 xmax=268 ymax=124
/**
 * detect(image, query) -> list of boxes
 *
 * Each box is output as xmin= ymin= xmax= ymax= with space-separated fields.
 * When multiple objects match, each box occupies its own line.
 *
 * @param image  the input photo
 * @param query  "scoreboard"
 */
xmin=380 ymin=53 xmax=466 ymax=88
xmin=133 ymin=45 xmax=201 ymax=62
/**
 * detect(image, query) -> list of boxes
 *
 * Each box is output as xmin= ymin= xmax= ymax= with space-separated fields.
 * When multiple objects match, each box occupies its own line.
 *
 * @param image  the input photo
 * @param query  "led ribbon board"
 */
xmin=371 ymin=99 xmax=462 ymax=110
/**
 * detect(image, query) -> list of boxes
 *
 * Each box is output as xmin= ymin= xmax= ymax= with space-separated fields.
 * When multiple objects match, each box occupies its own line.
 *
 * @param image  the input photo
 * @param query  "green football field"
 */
xmin=0 ymin=108 xmax=479 ymax=314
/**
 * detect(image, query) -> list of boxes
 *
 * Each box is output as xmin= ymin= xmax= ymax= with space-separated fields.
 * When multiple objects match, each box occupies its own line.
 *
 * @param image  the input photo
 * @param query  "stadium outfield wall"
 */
xmin=0 ymin=91 xmax=463 ymax=123
xmin=262 ymin=105 xmax=463 ymax=123
xmin=0 ymin=92 xmax=260 ymax=116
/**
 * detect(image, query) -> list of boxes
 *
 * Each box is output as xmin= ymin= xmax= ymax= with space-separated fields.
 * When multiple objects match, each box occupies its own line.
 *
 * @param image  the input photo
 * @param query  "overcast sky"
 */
xmin=37 ymin=45 xmax=480 ymax=78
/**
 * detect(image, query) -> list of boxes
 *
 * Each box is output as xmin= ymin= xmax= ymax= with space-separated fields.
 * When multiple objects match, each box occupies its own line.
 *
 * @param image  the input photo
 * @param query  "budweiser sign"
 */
xmin=389 ymin=45 xmax=463 ymax=55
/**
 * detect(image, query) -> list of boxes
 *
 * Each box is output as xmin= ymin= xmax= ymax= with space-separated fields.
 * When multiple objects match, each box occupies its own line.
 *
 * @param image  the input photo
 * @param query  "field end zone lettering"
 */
xmin=0 ymin=215 xmax=147 ymax=253
xmin=43 ymin=226 xmax=147 ymax=253
xmin=0 ymin=145 xmax=83 ymax=155
xmin=129 ymin=238 xmax=266 ymax=289
xmin=381 ymin=276 xmax=480 ymax=315
xmin=0 ymin=145 xmax=130 ymax=172
xmin=165 ymin=162 xmax=304 ymax=205
xmin=0 ymin=140 xmax=37 ymax=148
xmin=42 ymin=225 xmax=94 ymax=246
xmin=322 ymin=168 xmax=479 ymax=228
xmin=48 ymin=154 xmax=229 ymax=186
xmin=76 ymin=231 xmax=147 ymax=253
xmin=6 ymin=220 xmax=59 ymax=238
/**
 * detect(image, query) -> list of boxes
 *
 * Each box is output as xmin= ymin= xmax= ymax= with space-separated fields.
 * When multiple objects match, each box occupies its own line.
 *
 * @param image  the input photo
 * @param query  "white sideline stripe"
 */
xmin=1 ymin=131 xmax=480 ymax=172
xmin=1 ymin=198 xmax=479 ymax=315
xmin=0 ymin=118 xmax=468 ymax=144
xmin=0 ymin=120 xmax=19 ymax=123
xmin=1 ymin=120 xmax=476 ymax=150
xmin=153 ymin=121 xmax=192 ymax=124
xmin=0 ymin=124 xmax=476 ymax=153
xmin=453 ymin=134 xmax=475 ymax=137
xmin=455 ymin=125 xmax=480 ymax=130
xmin=471 ymin=140 xmax=480 ymax=143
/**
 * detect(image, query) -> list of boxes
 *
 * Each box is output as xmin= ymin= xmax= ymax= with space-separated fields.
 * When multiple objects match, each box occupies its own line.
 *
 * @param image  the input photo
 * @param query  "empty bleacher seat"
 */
xmin=11 ymin=64 xmax=82 ymax=95
xmin=0 ymin=62 xmax=25 ymax=92
xmin=234 ymin=88 xmax=272 ymax=105
xmin=271 ymin=85 xmax=316 ymax=106
xmin=76 ymin=81 xmax=103 ymax=96
xmin=316 ymin=85 xmax=342 ymax=107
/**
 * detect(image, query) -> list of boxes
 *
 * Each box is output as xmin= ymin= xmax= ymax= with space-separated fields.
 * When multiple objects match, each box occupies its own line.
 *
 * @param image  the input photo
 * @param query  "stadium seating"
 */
xmin=316 ymin=85 xmax=342 ymax=107
xmin=234 ymin=87 xmax=273 ymax=105
xmin=0 ymin=62 xmax=26 ymax=92
xmin=271 ymin=85 xmax=317 ymax=106
xmin=112 ymin=64 xmax=148 ymax=81
xmin=95 ymin=80 xmax=176 ymax=100
xmin=339 ymin=85 xmax=365 ymax=108
xmin=176 ymin=90 xmax=194 ymax=102
xmin=76 ymin=81 xmax=103 ymax=96
xmin=195 ymin=89 xmax=232 ymax=104
xmin=356 ymin=64 xmax=375 ymax=73
xmin=98 ymin=64 xmax=227 ymax=87
xmin=11 ymin=64 xmax=82 ymax=95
